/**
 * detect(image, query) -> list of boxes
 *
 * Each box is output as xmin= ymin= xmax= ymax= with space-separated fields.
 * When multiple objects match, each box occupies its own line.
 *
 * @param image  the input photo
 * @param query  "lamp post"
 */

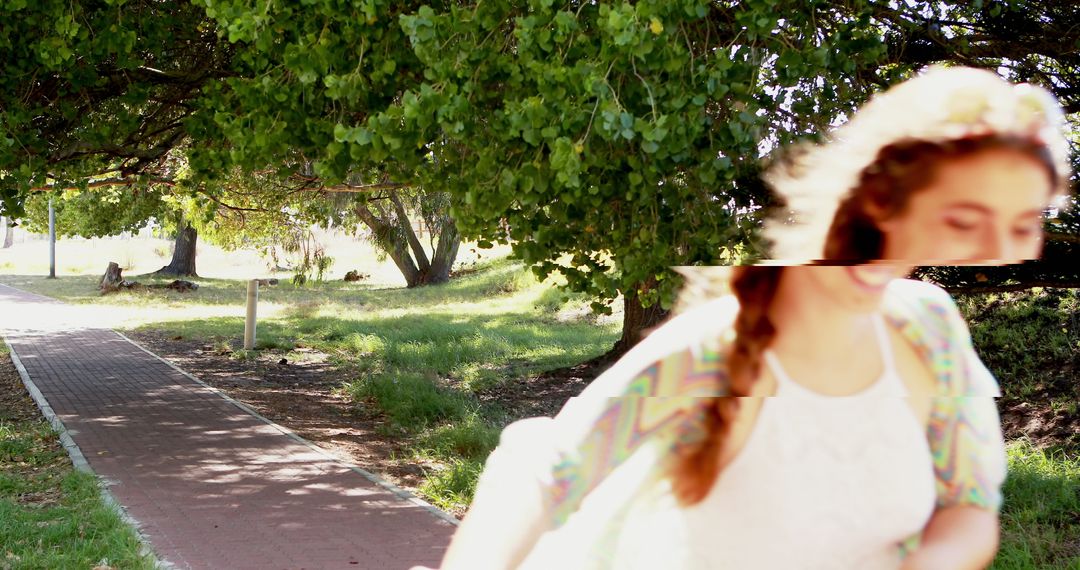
xmin=48 ymin=198 xmax=56 ymax=279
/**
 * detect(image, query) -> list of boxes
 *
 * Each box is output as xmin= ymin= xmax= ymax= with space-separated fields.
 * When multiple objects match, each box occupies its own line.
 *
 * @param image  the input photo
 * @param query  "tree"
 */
xmin=20 ymin=181 xmax=202 ymax=277
xmin=0 ymin=216 xmax=12 ymax=248
xmin=0 ymin=0 xmax=231 ymax=218
xmin=183 ymin=0 xmax=463 ymax=288
xmin=191 ymin=0 xmax=895 ymax=350
xmin=3 ymin=1 xmax=1077 ymax=353
xmin=345 ymin=187 xmax=461 ymax=287
xmin=196 ymin=167 xmax=462 ymax=287
xmin=394 ymin=1 xmax=912 ymax=351
xmin=189 ymin=0 xmax=1080 ymax=353
xmin=157 ymin=216 xmax=200 ymax=278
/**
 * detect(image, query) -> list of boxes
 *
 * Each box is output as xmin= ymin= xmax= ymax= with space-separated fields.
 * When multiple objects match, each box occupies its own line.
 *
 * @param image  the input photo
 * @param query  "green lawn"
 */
xmin=958 ymin=288 xmax=1079 ymax=413
xmin=0 ymin=344 xmax=156 ymax=570
xmin=959 ymin=288 xmax=1079 ymax=569
xmin=993 ymin=441 xmax=1080 ymax=569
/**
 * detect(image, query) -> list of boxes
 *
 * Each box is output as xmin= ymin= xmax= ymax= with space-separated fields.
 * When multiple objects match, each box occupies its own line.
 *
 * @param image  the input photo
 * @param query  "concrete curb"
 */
xmin=114 ymin=331 xmax=461 ymax=528
xmin=2 ymin=337 xmax=171 ymax=569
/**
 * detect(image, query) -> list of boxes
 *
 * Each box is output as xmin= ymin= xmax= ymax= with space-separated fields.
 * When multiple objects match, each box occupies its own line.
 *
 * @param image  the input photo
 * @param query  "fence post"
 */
xmin=244 ymin=279 xmax=259 ymax=350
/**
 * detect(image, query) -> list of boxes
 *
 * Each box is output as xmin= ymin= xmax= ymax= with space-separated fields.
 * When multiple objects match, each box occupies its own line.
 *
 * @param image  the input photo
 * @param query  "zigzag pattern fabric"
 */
xmin=543 ymin=280 xmax=1006 ymax=533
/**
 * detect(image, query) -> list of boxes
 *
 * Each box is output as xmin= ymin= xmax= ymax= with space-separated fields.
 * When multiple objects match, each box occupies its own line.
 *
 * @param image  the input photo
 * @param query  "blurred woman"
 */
xmin=428 ymin=67 xmax=1071 ymax=570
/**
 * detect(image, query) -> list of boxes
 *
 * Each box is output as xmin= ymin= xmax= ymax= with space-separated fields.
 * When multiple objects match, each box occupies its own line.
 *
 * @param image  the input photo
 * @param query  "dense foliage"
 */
xmin=1 ymin=1 xmax=1077 ymax=344
xmin=0 ymin=0 xmax=230 ymax=216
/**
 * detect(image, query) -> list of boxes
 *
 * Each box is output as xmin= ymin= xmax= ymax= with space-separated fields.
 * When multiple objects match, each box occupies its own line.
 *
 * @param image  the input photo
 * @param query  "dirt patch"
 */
xmin=999 ymin=395 xmax=1080 ymax=453
xmin=994 ymin=339 xmax=1079 ymax=453
xmin=0 ymin=350 xmax=39 ymax=424
xmin=0 ymin=349 xmax=70 ymax=507
xmin=126 ymin=330 xmax=433 ymax=495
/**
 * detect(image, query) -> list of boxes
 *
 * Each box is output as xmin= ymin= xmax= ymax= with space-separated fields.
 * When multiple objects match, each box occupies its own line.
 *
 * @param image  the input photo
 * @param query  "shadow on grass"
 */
xmin=136 ymin=307 xmax=615 ymax=392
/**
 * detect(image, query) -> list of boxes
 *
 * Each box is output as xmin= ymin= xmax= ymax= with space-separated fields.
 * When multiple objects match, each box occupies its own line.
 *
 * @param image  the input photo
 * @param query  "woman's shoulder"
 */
xmin=886 ymin=277 xmax=954 ymax=305
xmin=884 ymin=278 xmax=963 ymax=332
xmin=884 ymin=278 xmax=1000 ymax=397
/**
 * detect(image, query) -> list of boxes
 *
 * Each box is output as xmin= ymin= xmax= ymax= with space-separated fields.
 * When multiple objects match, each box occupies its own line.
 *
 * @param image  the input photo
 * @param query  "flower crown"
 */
xmin=763 ymin=66 xmax=1072 ymax=263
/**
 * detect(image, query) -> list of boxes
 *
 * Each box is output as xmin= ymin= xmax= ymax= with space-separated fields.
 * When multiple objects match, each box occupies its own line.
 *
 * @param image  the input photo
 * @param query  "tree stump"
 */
xmin=99 ymin=262 xmax=124 ymax=292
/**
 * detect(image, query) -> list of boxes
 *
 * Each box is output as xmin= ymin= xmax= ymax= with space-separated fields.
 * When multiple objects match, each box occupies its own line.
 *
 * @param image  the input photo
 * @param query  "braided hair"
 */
xmin=670 ymin=266 xmax=783 ymax=505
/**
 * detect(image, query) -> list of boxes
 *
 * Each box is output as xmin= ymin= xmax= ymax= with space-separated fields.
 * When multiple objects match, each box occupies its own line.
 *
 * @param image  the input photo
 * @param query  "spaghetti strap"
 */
xmin=766 ymin=316 xmax=903 ymax=398
xmin=763 ymin=350 xmax=794 ymax=390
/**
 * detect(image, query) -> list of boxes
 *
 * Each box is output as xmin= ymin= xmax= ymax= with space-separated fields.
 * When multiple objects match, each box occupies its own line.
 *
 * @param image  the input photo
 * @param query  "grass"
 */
xmin=0 ymin=344 xmax=156 ymax=570
xmin=958 ymin=288 xmax=1079 ymax=402
xmin=993 ymin=440 xmax=1080 ymax=569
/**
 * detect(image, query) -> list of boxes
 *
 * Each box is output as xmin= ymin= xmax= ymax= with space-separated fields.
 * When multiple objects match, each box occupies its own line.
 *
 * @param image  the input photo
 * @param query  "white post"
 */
xmin=244 ymin=279 xmax=259 ymax=350
xmin=48 ymin=198 xmax=56 ymax=279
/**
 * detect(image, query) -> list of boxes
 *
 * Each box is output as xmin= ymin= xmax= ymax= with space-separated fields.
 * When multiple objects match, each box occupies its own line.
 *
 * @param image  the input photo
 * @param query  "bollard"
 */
xmin=244 ymin=279 xmax=259 ymax=350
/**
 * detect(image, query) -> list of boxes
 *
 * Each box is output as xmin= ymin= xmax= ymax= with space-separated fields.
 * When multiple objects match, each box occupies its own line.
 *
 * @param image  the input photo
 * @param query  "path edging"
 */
xmin=3 ymin=337 xmax=170 ymax=569
xmin=113 ymin=331 xmax=461 ymax=528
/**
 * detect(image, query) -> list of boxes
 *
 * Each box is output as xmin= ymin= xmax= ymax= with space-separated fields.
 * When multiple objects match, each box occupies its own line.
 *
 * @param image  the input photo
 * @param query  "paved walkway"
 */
xmin=0 ymin=284 xmax=454 ymax=569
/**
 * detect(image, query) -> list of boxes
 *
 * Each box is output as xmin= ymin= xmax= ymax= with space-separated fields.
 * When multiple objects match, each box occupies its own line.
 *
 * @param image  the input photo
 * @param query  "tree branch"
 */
xmin=946 ymin=280 xmax=1080 ymax=295
xmin=30 ymin=177 xmax=177 ymax=192
xmin=308 ymin=180 xmax=413 ymax=193
xmin=1046 ymin=231 xmax=1080 ymax=244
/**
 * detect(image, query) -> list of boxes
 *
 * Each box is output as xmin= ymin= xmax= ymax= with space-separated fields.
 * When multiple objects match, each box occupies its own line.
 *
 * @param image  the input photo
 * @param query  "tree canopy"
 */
xmin=0 ymin=0 xmax=231 ymax=216
xmin=0 ymin=0 xmax=1076 ymax=347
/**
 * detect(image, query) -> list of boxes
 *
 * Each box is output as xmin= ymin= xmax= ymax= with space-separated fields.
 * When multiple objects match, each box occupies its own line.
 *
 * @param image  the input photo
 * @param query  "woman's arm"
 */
xmin=430 ymin=417 xmax=562 ymax=569
xmin=437 ymin=449 xmax=553 ymax=569
xmin=901 ymin=506 xmax=1000 ymax=570
xmin=894 ymin=282 xmax=1007 ymax=570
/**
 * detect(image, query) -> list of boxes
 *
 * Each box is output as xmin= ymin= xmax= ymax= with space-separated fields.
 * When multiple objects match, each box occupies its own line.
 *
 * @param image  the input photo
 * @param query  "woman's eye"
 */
xmin=1012 ymin=225 xmax=1042 ymax=239
xmin=944 ymin=218 xmax=978 ymax=231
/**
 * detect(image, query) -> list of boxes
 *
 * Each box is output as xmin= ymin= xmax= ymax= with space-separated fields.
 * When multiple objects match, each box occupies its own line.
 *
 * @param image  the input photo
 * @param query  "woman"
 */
xmin=429 ymin=67 xmax=1070 ymax=569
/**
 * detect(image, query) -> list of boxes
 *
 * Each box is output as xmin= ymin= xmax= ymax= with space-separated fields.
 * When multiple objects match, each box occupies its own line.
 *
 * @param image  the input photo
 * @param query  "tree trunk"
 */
xmin=1 ymin=216 xmax=12 ymax=248
xmin=354 ymin=200 xmax=461 ymax=288
xmin=388 ymin=190 xmax=431 ymax=274
xmin=610 ymin=279 xmax=670 ymax=356
xmin=156 ymin=221 xmax=198 ymax=277
xmin=354 ymin=204 xmax=422 ymax=286
xmin=423 ymin=220 xmax=461 ymax=286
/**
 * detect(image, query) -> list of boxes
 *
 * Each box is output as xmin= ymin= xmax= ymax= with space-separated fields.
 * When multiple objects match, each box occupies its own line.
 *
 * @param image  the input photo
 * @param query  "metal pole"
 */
xmin=48 ymin=198 xmax=56 ymax=279
xmin=244 ymin=279 xmax=259 ymax=350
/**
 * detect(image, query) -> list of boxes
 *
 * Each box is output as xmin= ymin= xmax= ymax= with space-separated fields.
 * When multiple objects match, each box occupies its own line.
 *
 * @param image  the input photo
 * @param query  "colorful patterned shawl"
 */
xmin=538 ymin=279 xmax=1007 ymax=531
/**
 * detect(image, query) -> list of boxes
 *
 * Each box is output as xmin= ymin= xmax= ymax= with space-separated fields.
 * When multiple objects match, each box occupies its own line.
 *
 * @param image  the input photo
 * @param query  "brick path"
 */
xmin=0 ymin=284 xmax=454 ymax=570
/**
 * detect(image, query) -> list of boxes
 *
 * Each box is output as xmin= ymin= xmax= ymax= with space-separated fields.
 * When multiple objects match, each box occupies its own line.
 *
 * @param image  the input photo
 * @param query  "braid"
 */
xmin=671 ymin=266 xmax=783 ymax=506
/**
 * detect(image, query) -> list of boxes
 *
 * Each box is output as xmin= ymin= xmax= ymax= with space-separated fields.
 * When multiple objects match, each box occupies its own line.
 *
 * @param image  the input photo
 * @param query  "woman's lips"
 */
xmin=846 ymin=265 xmax=897 ymax=292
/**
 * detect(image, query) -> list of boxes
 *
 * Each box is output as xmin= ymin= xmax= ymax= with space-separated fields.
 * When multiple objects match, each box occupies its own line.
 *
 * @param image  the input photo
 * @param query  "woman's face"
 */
xmin=785 ymin=265 xmax=914 ymax=313
xmin=877 ymin=147 xmax=1053 ymax=264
